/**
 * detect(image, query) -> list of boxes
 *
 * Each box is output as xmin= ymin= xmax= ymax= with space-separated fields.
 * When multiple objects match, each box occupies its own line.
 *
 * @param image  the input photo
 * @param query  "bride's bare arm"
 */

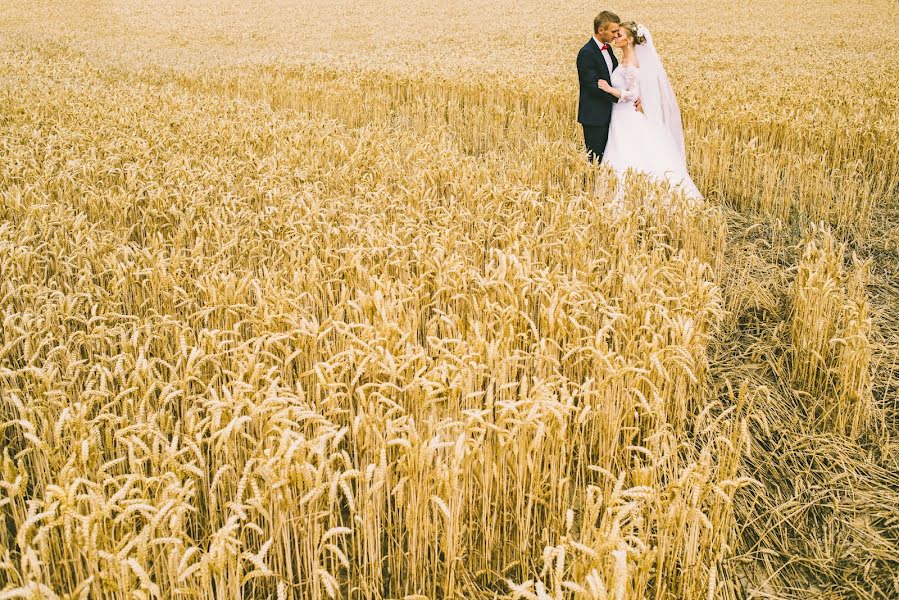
xmin=597 ymin=79 xmax=622 ymax=99
xmin=599 ymin=68 xmax=640 ymax=104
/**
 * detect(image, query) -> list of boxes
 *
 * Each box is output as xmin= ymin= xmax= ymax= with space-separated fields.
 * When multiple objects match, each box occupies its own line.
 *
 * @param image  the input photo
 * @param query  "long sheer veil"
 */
xmin=634 ymin=26 xmax=687 ymax=163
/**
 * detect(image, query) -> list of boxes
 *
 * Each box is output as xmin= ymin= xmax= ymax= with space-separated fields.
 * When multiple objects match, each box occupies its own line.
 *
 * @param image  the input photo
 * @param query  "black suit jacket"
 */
xmin=577 ymin=38 xmax=619 ymax=126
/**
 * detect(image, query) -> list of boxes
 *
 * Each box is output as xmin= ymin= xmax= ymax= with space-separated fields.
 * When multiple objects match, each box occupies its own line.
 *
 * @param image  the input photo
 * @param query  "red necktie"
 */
xmin=600 ymin=44 xmax=610 ymax=51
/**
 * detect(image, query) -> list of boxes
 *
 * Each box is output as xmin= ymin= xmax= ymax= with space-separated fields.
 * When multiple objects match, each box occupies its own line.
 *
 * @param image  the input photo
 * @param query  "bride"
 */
xmin=598 ymin=21 xmax=702 ymax=202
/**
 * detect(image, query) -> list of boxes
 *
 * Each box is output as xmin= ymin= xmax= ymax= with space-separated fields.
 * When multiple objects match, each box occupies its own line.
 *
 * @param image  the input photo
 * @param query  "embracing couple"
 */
xmin=577 ymin=11 xmax=702 ymax=201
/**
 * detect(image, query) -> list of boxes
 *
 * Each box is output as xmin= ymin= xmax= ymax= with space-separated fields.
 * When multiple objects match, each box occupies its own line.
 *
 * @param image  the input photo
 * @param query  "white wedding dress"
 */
xmin=602 ymin=64 xmax=702 ymax=202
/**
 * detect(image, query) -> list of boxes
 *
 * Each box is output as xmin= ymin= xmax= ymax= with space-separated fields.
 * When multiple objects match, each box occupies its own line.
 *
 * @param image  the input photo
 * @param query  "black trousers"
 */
xmin=582 ymin=124 xmax=610 ymax=163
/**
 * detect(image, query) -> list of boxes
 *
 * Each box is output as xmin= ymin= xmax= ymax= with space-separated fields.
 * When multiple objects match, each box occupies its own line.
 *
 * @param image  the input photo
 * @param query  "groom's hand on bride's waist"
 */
xmin=635 ymin=98 xmax=643 ymax=113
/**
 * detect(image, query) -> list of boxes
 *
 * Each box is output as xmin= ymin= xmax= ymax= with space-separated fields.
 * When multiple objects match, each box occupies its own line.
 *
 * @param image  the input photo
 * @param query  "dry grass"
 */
xmin=790 ymin=226 xmax=876 ymax=439
xmin=1 ymin=1 xmax=897 ymax=599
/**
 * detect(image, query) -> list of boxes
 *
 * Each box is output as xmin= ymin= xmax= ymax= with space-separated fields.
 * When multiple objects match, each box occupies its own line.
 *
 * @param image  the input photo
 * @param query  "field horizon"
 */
xmin=1 ymin=1 xmax=898 ymax=599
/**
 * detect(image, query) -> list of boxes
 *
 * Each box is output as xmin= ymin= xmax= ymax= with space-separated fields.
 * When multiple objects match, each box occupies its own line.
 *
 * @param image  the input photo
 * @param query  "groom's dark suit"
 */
xmin=577 ymin=38 xmax=619 ymax=162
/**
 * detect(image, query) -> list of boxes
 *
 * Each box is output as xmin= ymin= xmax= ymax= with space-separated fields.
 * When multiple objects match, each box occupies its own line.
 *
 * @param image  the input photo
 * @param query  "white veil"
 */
xmin=634 ymin=25 xmax=687 ymax=163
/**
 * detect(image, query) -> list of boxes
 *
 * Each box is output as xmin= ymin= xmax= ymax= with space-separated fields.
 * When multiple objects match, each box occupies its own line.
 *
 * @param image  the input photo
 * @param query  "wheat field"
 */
xmin=1 ymin=1 xmax=897 ymax=599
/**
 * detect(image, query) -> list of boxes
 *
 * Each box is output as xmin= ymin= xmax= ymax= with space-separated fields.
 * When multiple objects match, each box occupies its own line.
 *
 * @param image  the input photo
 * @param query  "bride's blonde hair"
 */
xmin=620 ymin=21 xmax=647 ymax=45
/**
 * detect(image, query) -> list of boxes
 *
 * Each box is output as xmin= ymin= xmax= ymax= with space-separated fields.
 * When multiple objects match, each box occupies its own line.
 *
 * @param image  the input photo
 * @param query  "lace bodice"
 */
xmin=611 ymin=65 xmax=640 ymax=105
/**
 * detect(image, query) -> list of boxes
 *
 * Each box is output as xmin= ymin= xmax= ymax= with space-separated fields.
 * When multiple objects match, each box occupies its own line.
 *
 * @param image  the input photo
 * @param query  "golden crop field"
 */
xmin=1 ymin=1 xmax=897 ymax=599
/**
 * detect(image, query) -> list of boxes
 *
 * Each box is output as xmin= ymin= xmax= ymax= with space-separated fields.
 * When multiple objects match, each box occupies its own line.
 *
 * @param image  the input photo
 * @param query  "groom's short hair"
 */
xmin=594 ymin=11 xmax=620 ymax=32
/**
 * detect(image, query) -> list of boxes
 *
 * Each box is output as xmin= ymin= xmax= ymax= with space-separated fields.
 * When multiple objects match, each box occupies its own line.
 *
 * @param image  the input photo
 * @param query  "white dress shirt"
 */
xmin=593 ymin=37 xmax=614 ymax=74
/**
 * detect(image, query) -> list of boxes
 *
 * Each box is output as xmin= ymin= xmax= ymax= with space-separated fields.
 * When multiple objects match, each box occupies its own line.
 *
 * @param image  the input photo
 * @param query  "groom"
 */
xmin=577 ymin=11 xmax=621 ymax=163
